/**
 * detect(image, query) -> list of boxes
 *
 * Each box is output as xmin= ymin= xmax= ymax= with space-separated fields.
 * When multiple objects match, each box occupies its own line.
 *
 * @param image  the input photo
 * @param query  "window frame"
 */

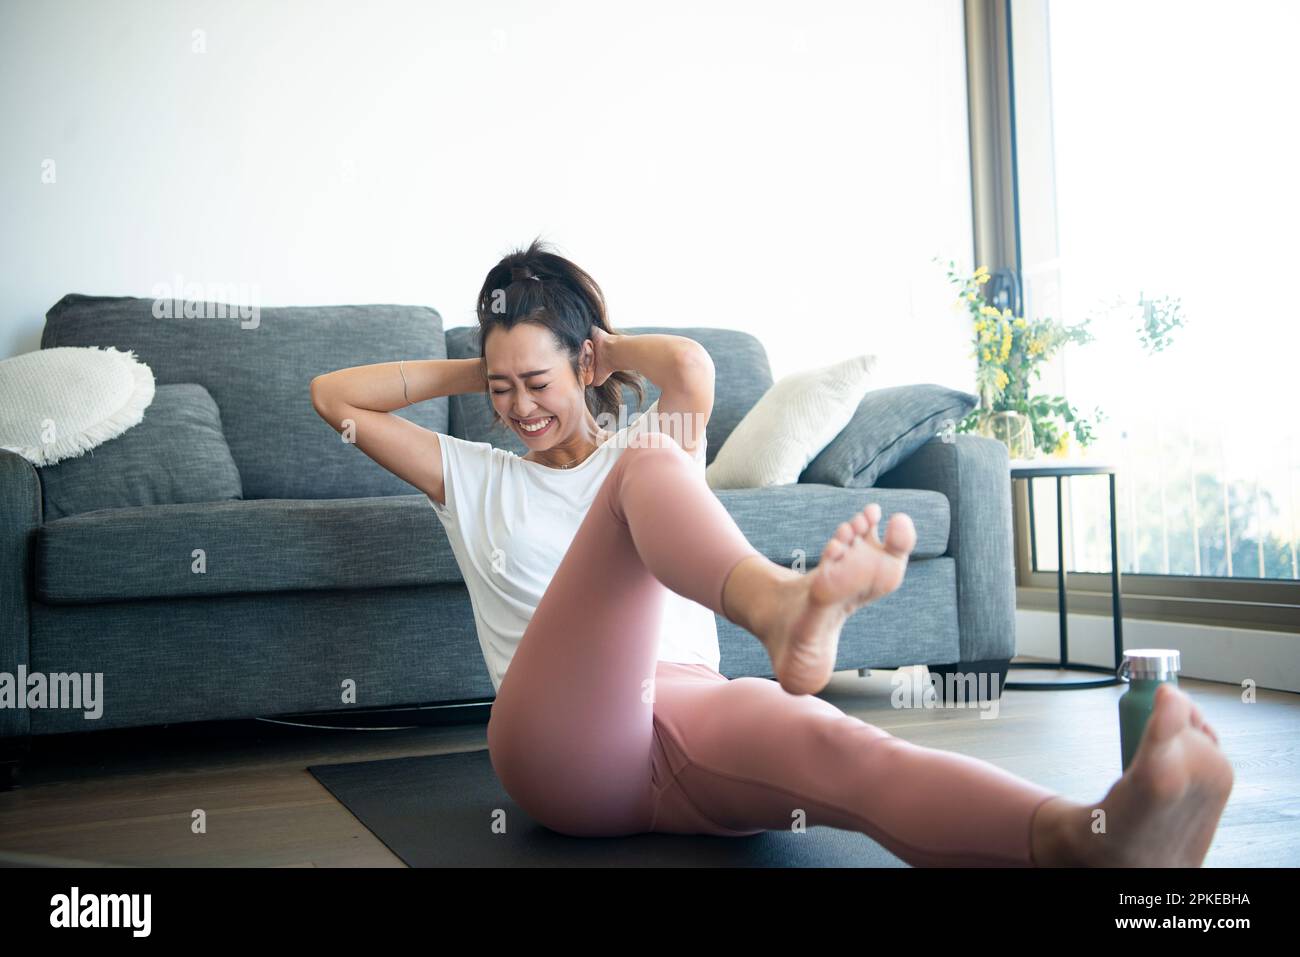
xmin=964 ymin=0 xmax=1300 ymax=633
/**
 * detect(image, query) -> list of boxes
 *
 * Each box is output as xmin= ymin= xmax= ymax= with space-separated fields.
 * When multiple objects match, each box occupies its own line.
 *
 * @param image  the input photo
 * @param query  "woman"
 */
xmin=311 ymin=238 xmax=1233 ymax=866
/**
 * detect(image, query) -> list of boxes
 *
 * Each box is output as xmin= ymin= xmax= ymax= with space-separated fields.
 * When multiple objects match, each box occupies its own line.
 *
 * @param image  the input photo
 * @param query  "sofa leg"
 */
xmin=926 ymin=658 xmax=1010 ymax=706
xmin=0 ymin=737 xmax=32 ymax=792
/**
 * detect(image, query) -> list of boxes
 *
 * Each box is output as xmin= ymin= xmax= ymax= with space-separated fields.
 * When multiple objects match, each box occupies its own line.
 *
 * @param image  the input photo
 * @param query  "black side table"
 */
xmin=1006 ymin=460 xmax=1123 ymax=690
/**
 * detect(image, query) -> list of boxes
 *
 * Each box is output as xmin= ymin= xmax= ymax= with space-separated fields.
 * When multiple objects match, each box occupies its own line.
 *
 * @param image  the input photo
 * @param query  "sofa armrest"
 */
xmin=0 ymin=450 xmax=41 ymax=739
xmin=874 ymin=434 xmax=1016 ymax=665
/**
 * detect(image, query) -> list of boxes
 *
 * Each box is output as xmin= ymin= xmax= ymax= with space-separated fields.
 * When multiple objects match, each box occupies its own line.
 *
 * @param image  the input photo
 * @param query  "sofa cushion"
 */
xmin=34 ymin=486 xmax=949 ymax=604
xmin=716 ymin=485 xmax=950 ymax=565
xmin=36 ymin=383 xmax=243 ymax=520
xmin=799 ymin=384 xmax=979 ymax=489
xmin=41 ymin=294 xmax=449 ymax=500
xmin=35 ymin=496 xmax=462 ymax=604
xmin=444 ymin=325 xmax=773 ymax=467
xmin=705 ymin=354 xmax=878 ymax=489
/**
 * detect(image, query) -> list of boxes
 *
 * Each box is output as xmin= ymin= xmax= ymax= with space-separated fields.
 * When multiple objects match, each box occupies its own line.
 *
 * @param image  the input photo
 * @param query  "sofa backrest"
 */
xmin=41 ymin=294 xmax=449 ymax=500
xmin=444 ymin=325 xmax=773 ymax=466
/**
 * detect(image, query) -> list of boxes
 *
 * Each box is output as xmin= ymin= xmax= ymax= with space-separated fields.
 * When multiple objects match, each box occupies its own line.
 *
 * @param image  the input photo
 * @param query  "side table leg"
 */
xmin=1110 ymin=471 xmax=1124 ymax=668
xmin=1057 ymin=474 xmax=1069 ymax=666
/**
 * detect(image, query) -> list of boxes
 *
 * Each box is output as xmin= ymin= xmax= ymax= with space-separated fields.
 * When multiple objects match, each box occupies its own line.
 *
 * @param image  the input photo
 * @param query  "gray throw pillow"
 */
xmin=798 ymin=384 xmax=978 ymax=488
xmin=37 ymin=383 xmax=243 ymax=520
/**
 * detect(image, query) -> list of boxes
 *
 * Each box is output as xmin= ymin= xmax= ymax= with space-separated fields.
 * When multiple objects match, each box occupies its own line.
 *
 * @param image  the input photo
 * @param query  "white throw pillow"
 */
xmin=706 ymin=353 xmax=878 ymax=489
xmin=0 ymin=346 xmax=156 ymax=466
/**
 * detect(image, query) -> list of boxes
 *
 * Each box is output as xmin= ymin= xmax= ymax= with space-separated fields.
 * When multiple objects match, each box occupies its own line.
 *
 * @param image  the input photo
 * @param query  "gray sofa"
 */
xmin=0 ymin=294 xmax=1019 ymax=787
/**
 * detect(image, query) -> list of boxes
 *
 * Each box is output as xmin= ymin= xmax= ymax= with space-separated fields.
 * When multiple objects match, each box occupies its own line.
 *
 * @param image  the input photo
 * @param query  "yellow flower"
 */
xmin=974 ymin=265 xmax=989 ymax=276
xmin=1053 ymin=432 xmax=1070 ymax=457
xmin=995 ymin=369 xmax=1009 ymax=390
xmin=980 ymin=305 xmax=1001 ymax=317
xmin=966 ymin=292 xmax=977 ymax=301
xmin=1002 ymin=307 xmax=1013 ymax=318
xmin=974 ymin=319 xmax=986 ymax=332
xmin=982 ymin=348 xmax=992 ymax=361
xmin=1013 ymin=317 xmax=1026 ymax=328
xmin=977 ymin=273 xmax=990 ymax=284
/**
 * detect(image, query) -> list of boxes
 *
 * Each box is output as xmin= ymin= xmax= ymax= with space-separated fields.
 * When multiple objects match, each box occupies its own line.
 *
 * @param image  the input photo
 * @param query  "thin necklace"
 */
xmin=532 ymin=454 xmax=583 ymax=470
xmin=531 ymin=430 xmax=611 ymax=470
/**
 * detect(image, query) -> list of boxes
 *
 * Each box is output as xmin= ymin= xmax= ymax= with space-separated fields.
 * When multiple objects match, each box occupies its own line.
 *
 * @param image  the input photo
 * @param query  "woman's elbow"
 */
xmin=310 ymin=375 xmax=335 ymax=414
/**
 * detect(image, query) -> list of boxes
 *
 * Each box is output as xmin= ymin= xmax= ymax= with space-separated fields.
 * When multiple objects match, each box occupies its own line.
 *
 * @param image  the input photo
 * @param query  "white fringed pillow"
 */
xmin=0 ymin=346 xmax=156 ymax=466
xmin=705 ymin=354 xmax=878 ymax=489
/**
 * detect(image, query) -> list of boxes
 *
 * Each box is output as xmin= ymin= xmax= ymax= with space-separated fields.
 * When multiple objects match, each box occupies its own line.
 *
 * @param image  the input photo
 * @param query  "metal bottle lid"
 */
xmin=1117 ymin=648 xmax=1181 ymax=682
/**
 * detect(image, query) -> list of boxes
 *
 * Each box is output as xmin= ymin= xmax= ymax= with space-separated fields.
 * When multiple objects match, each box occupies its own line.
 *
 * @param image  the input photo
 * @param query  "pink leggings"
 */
xmin=485 ymin=432 xmax=1060 ymax=866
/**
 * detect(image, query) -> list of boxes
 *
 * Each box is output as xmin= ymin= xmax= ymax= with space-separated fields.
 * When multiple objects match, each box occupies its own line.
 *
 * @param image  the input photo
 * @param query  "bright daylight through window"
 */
xmin=1009 ymin=0 xmax=1299 ymax=581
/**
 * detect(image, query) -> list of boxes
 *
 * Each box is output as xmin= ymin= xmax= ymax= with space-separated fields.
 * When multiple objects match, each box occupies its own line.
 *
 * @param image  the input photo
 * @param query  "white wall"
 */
xmin=1 ymin=0 xmax=974 ymax=390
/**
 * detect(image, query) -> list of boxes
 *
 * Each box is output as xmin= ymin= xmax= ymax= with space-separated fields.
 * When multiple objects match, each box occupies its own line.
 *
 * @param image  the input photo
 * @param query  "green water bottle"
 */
xmin=1117 ymin=649 xmax=1181 ymax=772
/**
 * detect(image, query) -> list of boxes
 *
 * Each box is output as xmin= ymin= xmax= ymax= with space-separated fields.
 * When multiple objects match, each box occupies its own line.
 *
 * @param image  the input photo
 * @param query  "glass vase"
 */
xmin=976 ymin=410 xmax=1035 ymax=460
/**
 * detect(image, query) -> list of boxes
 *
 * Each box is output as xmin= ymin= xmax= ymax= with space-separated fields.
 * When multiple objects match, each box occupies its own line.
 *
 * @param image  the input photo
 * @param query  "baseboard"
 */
xmin=1014 ymin=608 xmax=1300 ymax=695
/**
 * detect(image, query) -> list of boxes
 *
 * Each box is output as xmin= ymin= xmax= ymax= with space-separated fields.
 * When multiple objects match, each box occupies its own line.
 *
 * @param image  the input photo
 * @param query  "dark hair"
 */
xmin=474 ymin=235 xmax=646 ymax=433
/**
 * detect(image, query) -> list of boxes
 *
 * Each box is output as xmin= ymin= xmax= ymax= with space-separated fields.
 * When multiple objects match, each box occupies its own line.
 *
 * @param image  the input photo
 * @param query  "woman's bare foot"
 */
xmin=759 ymin=502 xmax=916 ymax=695
xmin=1034 ymin=683 xmax=1234 ymax=866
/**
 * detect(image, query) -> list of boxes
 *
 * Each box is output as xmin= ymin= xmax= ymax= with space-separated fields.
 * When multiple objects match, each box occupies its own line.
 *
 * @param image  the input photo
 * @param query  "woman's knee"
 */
xmin=622 ymin=428 xmax=687 ymax=458
xmin=605 ymin=433 xmax=691 ymax=514
xmin=613 ymin=433 xmax=692 ymax=492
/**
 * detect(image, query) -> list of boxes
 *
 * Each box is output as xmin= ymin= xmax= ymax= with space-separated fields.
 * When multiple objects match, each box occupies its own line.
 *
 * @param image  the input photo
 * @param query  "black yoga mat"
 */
xmin=308 ymin=748 xmax=906 ymax=867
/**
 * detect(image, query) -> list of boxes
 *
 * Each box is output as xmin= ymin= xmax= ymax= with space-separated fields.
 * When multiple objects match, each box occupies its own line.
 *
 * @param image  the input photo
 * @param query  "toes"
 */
xmin=1193 ymin=709 xmax=1220 ymax=746
xmin=883 ymin=512 xmax=917 ymax=556
xmin=1145 ymin=685 xmax=1176 ymax=743
xmin=1149 ymin=684 xmax=1192 ymax=742
xmin=1188 ymin=704 xmax=1214 ymax=745
xmin=864 ymin=504 xmax=883 ymax=543
xmin=838 ymin=505 xmax=911 ymax=558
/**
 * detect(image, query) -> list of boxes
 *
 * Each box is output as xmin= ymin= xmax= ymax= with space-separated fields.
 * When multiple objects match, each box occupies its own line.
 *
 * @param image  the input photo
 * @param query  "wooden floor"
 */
xmin=1 ymin=659 xmax=1296 ymax=867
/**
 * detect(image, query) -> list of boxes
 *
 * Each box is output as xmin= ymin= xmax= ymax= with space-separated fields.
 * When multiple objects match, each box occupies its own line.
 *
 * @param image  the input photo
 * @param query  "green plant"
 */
xmin=936 ymin=257 xmax=1106 ymax=457
xmin=1092 ymin=291 xmax=1186 ymax=355
xmin=1136 ymin=292 xmax=1185 ymax=354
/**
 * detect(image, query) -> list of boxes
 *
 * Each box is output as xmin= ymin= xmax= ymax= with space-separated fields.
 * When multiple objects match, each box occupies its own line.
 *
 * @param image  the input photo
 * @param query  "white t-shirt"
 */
xmin=427 ymin=399 xmax=721 ymax=692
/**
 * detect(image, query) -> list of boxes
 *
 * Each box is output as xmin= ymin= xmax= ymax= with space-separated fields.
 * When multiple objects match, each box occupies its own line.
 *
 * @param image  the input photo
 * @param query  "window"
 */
xmin=1005 ymin=0 xmax=1300 ymax=596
